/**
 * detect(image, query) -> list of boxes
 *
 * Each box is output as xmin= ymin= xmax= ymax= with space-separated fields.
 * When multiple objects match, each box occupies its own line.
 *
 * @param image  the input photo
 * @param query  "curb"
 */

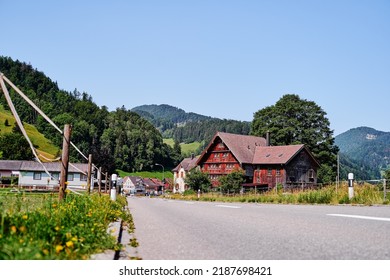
xmin=90 ymin=207 xmax=140 ymax=260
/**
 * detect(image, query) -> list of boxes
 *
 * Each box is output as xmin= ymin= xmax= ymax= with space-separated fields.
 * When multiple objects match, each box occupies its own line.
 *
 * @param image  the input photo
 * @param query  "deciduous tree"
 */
xmin=251 ymin=94 xmax=339 ymax=184
xmin=185 ymin=170 xmax=211 ymax=192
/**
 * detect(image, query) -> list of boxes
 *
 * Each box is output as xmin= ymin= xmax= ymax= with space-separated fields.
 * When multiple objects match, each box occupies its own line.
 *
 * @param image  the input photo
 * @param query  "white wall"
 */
xmin=18 ymin=171 xmax=88 ymax=188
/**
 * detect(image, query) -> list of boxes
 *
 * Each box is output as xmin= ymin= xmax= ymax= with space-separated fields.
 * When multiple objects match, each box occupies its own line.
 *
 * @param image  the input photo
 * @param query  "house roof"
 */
xmin=143 ymin=178 xmax=161 ymax=189
xmin=0 ymin=160 xmax=24 ymax=170
xmin=172 ymin=156 xmax=199 ymax=172
xmin=252 ymin=144 xmax=320 ymax=166
xmin=123 ymin=176 xmax=143 ymax=185
xmin=197 ymin=132 xmax=267 ymax=165
xmin=0 ymin=160 xmax=88 ymax=173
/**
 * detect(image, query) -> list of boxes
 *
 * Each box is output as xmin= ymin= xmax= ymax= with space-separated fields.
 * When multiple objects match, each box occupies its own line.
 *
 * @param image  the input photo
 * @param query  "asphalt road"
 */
xmin=127 ymin=196 xmax=390 ymax=260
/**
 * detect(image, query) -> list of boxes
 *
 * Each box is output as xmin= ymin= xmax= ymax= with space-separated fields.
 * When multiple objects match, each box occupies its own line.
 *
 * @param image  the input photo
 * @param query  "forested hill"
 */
xmin=132 ymin=104 xmax=212 ymax=124
xmin=131 ymin=104 xmax=251 ymax=144
xmin=0 ymin=56 xmax=181 ymax=172
xmin=335 ymin=126 xmax=390 ymax=180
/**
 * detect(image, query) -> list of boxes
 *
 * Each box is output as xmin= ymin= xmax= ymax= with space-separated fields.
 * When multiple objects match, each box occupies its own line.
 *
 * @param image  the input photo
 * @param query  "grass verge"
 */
xmin=0 ymin=191 xmax=130 ymax=259
xmin=167 ymin=183 xmax=389 ymax=206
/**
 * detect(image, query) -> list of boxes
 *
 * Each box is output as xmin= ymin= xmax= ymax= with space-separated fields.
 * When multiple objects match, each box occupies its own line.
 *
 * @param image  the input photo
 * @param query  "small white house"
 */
xmin=122 ymin=176 xmax=144 ymax=195
xmin=172 ymin=155 xmax=198 ymax=193
xmin=0 ymin=160 xmax=89 ymax=189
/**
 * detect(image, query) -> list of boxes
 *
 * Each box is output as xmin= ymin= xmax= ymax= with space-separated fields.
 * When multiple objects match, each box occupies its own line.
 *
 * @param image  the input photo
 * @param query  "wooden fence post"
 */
xmin=98 ymin=167 xmax=102 ymax=195
xmin=87 ymin=154 xmax=93 ymax=194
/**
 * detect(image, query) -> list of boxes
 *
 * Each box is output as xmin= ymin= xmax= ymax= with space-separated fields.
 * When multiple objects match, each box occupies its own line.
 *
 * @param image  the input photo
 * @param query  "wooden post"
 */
xmin=98 ymin=167 xmax=102 ymax=195
xmin=105 ymin=172 xmax=108 ymax=193
xmin=59 ymin=124 xmax=71 ymax=201
xmin=87 ymin=154 xmax=93 ymax=194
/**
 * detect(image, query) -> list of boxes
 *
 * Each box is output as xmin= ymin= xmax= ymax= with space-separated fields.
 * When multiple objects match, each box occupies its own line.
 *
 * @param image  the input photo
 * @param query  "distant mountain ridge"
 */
xmin=132 ymin=104 xmax=212 ymax=124
xmin=335 ymin=126 xmax=390 ymax=179
xmin=131 ymin=104 xmax=251 ymax=146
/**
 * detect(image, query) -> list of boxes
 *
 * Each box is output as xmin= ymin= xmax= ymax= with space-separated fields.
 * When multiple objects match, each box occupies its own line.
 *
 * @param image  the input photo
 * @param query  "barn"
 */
xmin=196 ymin=132 xmax=320 ymax=190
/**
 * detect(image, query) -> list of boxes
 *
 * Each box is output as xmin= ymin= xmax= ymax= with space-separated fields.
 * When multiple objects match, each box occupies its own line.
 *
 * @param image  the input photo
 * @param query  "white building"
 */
xmin=0 ymin=160 xmax=89 ymax=189
xmin=122 ymin=176 xmax=144 ymax=195
xmin=172 ymin=155 xmax=198 ymax=193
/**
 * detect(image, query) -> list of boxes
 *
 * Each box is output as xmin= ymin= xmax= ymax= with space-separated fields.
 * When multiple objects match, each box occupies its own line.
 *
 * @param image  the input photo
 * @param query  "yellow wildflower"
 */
xmin=19 ymin=226 xmax=26 ymax=233
xmin=55 ymin=226 xmax=60 ymax=231
xmin=66 ymin=232 xmax=72 ymax=239
xmin=55 ymin=245 xmax=64 ymax=253
xmin=66 ymin=240 xmax=74 ymax=248
xmin=10 ymin=226 xmax=17 ymax=234
xmin=19 ymin=239 xmax=24 ymax=244
xmin=71 ymin=237 xmax=78 ymax=242
xmin=22 ymin=215 xmax=28 ymax=220
xmin=43 ymin=249 xmax=49 ymax=255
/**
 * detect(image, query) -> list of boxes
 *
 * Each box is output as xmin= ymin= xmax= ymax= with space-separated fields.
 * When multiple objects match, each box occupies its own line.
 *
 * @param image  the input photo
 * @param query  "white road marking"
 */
xmin=327 ymin=214 xmax=390 ymax=222
xmin=184 ymin=202 xmax=195 ymax=205
xmin=215 ymin=205 xmax=241 ymax=209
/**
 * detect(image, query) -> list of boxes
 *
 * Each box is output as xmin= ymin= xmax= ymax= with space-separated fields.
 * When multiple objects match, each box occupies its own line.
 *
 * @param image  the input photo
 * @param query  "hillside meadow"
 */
xmin=163 ymin=138 xmax=202 ymax=156
xmin=0 ymin=105 xmax=60 ymax=160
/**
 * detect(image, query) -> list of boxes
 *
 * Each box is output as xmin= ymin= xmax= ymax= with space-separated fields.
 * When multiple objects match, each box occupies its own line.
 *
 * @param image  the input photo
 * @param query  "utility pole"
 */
xmin=87 ymin=154 xmax=93 ymax=194
xmin=59 ymin=124 xmax=71 ymax=201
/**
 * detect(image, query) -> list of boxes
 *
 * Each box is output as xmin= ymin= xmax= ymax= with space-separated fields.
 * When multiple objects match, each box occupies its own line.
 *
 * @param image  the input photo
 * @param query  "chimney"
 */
xmin=266 ymin=131 xmax=270 ymax=146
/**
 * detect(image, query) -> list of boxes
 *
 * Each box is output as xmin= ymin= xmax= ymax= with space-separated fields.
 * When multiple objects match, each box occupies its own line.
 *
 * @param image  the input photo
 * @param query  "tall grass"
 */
xmin=0 ymin=191 xmax=129 ymax=259
xmin=168 ymin=183 xmax=388 ymax=206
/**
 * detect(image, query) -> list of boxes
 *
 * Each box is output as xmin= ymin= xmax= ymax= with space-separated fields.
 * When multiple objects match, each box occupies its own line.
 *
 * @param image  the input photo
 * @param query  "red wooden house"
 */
xmin=196 ymin=132 xmax=320 ymax=190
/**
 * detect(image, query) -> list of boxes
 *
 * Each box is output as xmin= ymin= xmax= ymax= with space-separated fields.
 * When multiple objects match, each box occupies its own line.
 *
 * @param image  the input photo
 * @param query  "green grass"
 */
xmin=117 ymin=170 xmax=173 ymax=180
xmin=0 ymin=106 xmax=60 ymax=160
xmin=167 ymin=183 xmax=389 ymax=206
xmin=0 ymin=191 xmax=130 ymax=259
xmin=163 ymin=138 xmax=202 ymax=156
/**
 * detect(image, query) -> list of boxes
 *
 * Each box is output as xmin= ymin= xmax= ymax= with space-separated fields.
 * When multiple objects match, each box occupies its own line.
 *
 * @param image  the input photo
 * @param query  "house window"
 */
xmin=267 ymin=168 xmax=272 ymax=176
xmin=276 ymin=169 xmax=281 ymax=176
xmin=80 ymin=174 xmax=88 ymax=181
xmin=214 ymin=153 xmax=219 ymax=158
xmin=226 ymin=164 xmax=234 ymax=170
xmin=33 ymin=172 xmax=41 ymax=180
xmin=180 ymin=171 xmax=184 ymax=178
xmin=67 ymin=173 xmax=74 ymax=181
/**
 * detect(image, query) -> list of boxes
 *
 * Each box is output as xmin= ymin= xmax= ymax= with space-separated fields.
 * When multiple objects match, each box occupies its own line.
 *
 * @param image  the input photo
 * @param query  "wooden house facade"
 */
xmin=196 ymin=132 xmax=320 ymax=190
xmin=196 ymin=132 xmax=266 ymax=187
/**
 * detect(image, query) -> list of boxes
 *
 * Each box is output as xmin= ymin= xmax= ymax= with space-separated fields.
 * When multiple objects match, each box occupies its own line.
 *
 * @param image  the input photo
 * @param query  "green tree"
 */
xmin=0 ymin=133 xmax=34 ymax=160
xmin=251 ymin=94 xmax=339 ymax=184
xmin=185 ymin=169 xmax=211 ymax=192
xmin=384 ymin=169 xmax=390 ymax=181
xmin=219 ymin=170 xmax=245 ymax=194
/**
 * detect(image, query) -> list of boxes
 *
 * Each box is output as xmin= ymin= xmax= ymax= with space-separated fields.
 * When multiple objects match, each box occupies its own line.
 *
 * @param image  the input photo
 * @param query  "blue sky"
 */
xmin=1 ymin=0 xmax=389 ymax=136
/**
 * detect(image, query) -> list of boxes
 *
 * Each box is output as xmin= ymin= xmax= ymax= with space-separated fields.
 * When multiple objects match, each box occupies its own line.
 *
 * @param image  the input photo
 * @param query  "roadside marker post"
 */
xmin=111 ymin=174 xmax=118 ymax=201
xmin=348 ymin=173 xmax=354 ymax=200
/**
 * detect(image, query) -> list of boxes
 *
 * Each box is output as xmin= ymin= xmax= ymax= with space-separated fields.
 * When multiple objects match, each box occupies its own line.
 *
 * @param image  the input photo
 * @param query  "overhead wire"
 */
xmin=0 ymin=72 xmax=101 ymax=191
